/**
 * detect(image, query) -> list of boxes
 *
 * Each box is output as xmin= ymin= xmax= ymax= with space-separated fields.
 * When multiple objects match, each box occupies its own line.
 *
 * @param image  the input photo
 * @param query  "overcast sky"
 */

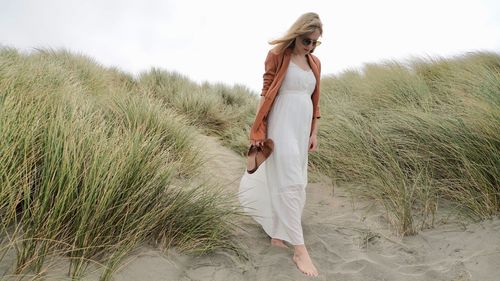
xmin=1 ymin=0 xmax=499 ymax=93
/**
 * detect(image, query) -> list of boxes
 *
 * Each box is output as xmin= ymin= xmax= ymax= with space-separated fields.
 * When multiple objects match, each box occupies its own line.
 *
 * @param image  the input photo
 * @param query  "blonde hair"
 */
xmin=269 ymin=12 xmax=323 ymax=54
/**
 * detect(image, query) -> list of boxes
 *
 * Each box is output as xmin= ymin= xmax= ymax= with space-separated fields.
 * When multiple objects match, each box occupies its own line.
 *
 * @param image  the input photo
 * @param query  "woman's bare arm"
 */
xmin=310 ymin=117 xmax=319 ymax=136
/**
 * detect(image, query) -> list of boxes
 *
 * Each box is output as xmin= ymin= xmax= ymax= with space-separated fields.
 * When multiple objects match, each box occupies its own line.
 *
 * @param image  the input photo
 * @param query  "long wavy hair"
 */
xmin=269 ymin=12 xmax=323 ymax=54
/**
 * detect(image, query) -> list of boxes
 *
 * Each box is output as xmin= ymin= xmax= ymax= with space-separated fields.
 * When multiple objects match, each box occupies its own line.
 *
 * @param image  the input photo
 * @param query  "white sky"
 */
xmin=1 ymin=0 xmax=499 ymax=94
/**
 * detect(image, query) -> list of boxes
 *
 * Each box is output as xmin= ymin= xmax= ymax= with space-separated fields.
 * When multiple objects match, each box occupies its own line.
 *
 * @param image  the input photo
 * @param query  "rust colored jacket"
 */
xmin=250 ymin=47 xmax=321 ymax=141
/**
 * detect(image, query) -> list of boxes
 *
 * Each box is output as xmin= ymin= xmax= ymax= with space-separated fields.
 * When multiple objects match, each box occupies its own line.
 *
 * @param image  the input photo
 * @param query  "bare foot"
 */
xmin=293 ymin=246 xmax=318 ymax=276
xmin=271 ymin=238 xmax=288 ymax=248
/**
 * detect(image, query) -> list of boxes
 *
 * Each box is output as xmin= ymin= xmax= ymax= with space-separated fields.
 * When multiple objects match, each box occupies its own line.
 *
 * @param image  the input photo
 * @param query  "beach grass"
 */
xmin=137 ymin=68 xmax=257 ymax=155
xmin=310 ymin=51 xmax=500 ymax=235
xmin=0 ymin=48 xmax=243 ymax=280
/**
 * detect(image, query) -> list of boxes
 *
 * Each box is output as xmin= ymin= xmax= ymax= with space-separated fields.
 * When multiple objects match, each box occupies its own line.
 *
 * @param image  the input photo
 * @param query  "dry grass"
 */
xmin=0 ymin=48 xmax=244 ymax=280
xmin=310 ymin=51 xmax=500 ymax=235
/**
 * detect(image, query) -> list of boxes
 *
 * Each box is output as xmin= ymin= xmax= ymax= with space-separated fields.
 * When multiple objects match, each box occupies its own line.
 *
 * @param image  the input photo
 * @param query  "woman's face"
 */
xmin=294 ymin=29 xmax=321 ymax=55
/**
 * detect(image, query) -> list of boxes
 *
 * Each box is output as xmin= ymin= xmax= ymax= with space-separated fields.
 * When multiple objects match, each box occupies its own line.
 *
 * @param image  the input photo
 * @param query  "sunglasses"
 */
xmin=301 ymin=37 xmax=321 ymax=47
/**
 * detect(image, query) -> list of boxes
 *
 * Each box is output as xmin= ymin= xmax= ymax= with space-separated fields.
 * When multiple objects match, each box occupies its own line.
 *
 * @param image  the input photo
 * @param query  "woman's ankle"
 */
xmin=293 ymin=244 xmax=308 ymax=255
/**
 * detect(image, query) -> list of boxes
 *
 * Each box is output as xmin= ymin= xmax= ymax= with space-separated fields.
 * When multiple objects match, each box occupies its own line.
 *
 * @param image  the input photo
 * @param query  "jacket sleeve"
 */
xmin=260 ymin=51 xmax=278 ymax=97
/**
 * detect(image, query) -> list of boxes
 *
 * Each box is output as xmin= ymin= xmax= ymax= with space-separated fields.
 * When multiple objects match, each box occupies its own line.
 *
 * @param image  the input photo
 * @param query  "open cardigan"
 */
xmin=249 ymin=47 xmax=321 ymax=141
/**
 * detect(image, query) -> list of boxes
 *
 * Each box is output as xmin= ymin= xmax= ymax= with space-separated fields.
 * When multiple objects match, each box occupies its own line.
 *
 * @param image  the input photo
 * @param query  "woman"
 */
xmin=239 ymin=12 xmax=322 ymax=277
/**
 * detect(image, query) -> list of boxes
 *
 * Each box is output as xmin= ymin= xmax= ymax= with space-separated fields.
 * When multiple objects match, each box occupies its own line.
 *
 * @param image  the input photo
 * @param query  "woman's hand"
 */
xmin=308 ymin=134 xmax=318 ymax=152
xmin=250 ymin=139 xmax=264 ymax=147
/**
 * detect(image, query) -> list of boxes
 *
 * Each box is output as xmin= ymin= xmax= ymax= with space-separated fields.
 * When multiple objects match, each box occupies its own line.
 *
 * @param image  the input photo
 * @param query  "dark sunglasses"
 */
xmin=301 ymin=37 xmax=321 ymax=47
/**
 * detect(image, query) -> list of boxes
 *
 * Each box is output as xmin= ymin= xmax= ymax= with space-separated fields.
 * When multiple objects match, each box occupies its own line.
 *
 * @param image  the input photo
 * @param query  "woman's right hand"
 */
xmin=250 ymin=139 xmax=264 ymax=147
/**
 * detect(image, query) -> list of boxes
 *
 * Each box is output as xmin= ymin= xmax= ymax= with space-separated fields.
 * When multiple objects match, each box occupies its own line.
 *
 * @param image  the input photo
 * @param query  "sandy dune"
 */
xmin=1 ymin=135 xmax=499 ymax=281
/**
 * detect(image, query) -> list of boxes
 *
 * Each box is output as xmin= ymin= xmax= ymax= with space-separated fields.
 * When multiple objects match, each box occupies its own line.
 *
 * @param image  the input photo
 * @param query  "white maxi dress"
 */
xmin=239 ymin=60 xmax=316 ymax=245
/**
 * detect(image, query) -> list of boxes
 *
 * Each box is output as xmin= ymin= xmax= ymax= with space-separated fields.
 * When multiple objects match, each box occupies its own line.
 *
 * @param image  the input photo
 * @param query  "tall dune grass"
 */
xmin=137 ymin=69 xmax=257 ymax=155
xmin=0 ymin=48 xmax=242 ymax=280
xmin=310 ymin=51 xmax=500 ymax=235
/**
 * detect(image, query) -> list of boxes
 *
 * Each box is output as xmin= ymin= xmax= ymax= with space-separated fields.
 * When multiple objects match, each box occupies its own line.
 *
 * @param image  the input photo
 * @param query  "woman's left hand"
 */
xmin=308 ymin=134 xmax=318 ymax=152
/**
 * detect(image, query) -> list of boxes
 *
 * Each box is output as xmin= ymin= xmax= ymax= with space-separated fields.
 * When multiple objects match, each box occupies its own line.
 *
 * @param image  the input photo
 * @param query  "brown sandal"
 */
xmin=246 ymin=139 xmax=274 ymax=174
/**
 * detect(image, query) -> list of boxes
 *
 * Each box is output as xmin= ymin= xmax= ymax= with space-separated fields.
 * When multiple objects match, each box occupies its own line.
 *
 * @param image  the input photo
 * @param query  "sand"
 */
xmin=1 ymin=135 xmax=499 ymax=280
